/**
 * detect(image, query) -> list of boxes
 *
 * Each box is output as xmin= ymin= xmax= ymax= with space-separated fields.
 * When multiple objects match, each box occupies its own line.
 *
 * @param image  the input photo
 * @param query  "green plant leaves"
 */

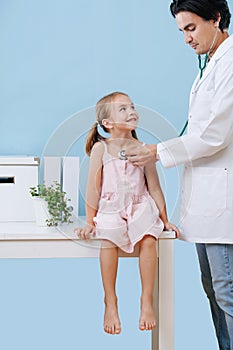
xmin=29 ymin=181 xmax=73 ymax=226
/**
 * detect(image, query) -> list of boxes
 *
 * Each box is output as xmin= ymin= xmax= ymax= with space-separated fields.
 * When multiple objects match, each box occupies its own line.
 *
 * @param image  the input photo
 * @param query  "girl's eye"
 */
xmin=131 ymin=105 xmax=135 ymax=110
xmin=120 ymin=107 xmax=126 ymax=111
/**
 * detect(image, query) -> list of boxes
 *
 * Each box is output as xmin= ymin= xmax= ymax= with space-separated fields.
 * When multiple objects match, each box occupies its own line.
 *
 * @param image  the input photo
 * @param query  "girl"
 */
xmin=75 ymin=92 xmax=179 ymax=335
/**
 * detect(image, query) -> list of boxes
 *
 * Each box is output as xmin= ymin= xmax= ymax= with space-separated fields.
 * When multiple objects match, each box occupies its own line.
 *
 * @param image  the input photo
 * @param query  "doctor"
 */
xmin=126 ymin=0 xmax=233 ymax=349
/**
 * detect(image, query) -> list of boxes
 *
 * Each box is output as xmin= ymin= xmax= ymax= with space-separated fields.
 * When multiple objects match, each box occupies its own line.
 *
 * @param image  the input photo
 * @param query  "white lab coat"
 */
xmin=157 ymin=34 xmax=233 ymax=243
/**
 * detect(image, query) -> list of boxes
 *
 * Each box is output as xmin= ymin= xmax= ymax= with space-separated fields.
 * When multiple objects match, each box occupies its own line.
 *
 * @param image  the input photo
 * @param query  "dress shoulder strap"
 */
xmin=100 ymin=140 xmax=107 ymax=152
xmin=100 ymin=140 xmax=109 ymax=162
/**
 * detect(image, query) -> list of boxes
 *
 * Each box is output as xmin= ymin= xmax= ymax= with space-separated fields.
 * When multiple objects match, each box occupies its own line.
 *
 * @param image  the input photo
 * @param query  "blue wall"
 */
xmin=1 ymin=1 xmax=232 ymax=349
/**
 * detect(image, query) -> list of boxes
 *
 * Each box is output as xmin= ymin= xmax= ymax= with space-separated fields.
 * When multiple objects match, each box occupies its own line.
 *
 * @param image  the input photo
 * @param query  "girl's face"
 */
xmin=108 ymin=94 xmax=139 ymax=131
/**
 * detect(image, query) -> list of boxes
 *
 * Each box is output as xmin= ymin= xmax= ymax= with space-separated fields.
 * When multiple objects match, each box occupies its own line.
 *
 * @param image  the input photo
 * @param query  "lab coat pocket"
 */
xmin=190 ymin=89 xmax=214 ymax=122
xmin=185 ymin=167 xmax=227 ymax=217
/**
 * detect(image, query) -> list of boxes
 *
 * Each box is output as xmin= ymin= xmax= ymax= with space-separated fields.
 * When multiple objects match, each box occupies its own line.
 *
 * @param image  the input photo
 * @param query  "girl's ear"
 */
xmin=102 ymin=119 xmax=113 ymax=130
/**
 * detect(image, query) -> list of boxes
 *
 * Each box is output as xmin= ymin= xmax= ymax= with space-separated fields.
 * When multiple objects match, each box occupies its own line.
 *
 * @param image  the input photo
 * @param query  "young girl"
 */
xmin=74 ymin=92 xmax=179 ymax=335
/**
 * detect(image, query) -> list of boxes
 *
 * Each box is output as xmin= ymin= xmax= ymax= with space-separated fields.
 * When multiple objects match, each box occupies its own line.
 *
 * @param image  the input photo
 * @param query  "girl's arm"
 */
xmin=75 ymin=142 xmax=104 ymax=239
xmin=145 ymin=161 xmax=167 ymax=223
xmin=145 ymin=161 xmax=180 ymax=236
xmin=86 ymin=142 xmax=103 ymax=225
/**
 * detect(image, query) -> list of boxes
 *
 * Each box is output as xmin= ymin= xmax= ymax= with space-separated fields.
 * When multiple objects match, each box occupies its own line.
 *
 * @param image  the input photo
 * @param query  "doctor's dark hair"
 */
xmin=85 ymin=92 xmax=138 ymax=156
xmin=170 ymin=0 xmax=231 ymax=32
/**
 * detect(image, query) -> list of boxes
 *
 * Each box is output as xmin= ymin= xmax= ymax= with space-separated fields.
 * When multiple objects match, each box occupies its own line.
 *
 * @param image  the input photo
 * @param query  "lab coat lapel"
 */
xmin=193 ymin=35 xmax=233 ymax=93
xmin=192 ymin=58 xmax=216 ymax=92
xmin=190 ymin=73 xmax=200 ymax=93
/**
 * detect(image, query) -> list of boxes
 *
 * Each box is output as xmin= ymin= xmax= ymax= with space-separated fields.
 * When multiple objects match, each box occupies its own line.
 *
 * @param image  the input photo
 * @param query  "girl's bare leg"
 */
xmin=100 ymin=241 xmax=121 ymax=335
xmin=138 ymin=235 xmax=157 ymax=331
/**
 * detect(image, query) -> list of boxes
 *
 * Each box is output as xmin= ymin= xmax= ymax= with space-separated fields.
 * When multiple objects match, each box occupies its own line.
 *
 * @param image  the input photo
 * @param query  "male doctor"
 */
xmin=126 ymin=0 xmax=233 ymax=349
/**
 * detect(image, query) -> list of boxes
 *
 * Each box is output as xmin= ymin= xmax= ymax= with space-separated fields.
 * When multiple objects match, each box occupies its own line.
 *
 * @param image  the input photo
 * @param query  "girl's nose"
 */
xmin=129 ymin=106 xmax=136 ymax=114
xmin=129 ymin=110 xmax=136 ymax=117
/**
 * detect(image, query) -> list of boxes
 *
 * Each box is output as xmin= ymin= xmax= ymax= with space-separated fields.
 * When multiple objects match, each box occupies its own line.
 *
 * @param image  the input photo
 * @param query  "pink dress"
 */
xmin=95 ymin=141 xmax=164 ymax=253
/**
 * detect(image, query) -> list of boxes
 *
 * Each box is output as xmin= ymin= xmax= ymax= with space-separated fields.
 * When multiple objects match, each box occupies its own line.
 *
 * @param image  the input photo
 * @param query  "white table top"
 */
xmin=0 ymin=217 xmax=176 ymax=241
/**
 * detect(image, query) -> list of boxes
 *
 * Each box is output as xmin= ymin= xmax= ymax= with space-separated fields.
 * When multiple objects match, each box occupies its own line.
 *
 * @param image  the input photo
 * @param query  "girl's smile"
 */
xmin=108 ymin=95 xmax=139 ymax=131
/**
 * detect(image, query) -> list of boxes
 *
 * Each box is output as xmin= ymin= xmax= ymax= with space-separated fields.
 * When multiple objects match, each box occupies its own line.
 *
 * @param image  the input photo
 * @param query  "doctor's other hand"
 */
xmin=125 ymin=143 xmax=157 ymax=166
xmin=74 ymin=224 xmax=96 ymax=240
xmin=164 ymin=221 xmax=180 ymax=238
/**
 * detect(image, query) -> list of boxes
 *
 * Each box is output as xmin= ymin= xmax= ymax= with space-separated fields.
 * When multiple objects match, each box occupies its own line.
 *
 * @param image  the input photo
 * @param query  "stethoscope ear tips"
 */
xmin=214 ymin=19 xmax=220 ymax=28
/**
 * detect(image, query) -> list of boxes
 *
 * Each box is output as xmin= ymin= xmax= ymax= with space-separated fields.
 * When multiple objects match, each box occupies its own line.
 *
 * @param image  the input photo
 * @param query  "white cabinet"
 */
xmin=0 ymin=157 xmax=39 ymax=221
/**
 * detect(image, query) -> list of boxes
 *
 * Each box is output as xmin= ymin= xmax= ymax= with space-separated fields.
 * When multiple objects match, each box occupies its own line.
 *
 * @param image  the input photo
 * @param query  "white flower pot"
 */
xmin=32 ymin=197 xmax=52 ymax=226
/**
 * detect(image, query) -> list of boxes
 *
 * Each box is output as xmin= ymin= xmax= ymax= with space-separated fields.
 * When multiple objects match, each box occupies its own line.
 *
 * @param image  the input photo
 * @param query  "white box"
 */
xmin=44 ymin=156 xmax=79 ymax=218
xmin=43 ymin=157 xmax=61 ymax=186
xmin=62 ymin=157 xmax=79 ymax=217
xmin=0 ymin=157 xmax=39 ymax=222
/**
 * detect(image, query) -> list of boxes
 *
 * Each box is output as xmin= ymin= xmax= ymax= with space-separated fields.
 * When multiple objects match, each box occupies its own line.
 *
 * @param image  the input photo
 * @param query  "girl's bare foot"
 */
xmin=139 ymin=298 xmax=156 ymax=331
xmin=104 ymin=300 xmax=121 ymax=335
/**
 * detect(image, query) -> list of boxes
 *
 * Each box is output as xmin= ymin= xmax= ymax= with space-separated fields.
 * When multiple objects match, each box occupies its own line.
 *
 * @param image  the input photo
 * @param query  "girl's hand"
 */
xmin=164 ymin=221 xmax=180 ymax=238
xmin=74 ymin=224 xmax=96 ymax=240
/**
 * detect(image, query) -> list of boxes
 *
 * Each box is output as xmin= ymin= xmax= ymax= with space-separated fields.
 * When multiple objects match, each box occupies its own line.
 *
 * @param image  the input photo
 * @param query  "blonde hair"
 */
xmin=85 ymin=91 xmax=138 ymax=155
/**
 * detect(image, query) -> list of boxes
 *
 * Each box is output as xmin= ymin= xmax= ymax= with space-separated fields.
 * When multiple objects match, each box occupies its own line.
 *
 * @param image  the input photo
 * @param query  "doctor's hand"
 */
xmin=125 ymin=143 xmax=157 ymax=166
xmin=74 ymin=224 xmax=96 ymax=240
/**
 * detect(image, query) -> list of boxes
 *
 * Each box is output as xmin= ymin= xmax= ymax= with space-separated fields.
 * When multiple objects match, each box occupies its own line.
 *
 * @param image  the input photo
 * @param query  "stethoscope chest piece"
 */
xmin=118 ymin=149 xmax=128 ymax=160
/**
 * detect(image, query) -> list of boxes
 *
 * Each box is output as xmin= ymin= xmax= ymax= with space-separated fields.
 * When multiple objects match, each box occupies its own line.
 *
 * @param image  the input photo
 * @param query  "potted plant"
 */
xmin=29 ymin=181 xmax=73 ymax=226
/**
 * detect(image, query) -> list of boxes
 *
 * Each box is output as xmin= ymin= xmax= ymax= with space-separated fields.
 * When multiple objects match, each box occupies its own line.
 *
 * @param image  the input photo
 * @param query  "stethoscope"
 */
xmin=179 ymin=22 xmax=220 ymax=136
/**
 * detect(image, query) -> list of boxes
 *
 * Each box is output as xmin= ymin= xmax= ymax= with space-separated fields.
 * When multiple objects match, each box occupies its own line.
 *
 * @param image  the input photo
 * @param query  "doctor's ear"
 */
xmin=214 ymin=13 xmax=221 ymax=28
xmin=102 ymin=118 xmax=113 ymax=130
